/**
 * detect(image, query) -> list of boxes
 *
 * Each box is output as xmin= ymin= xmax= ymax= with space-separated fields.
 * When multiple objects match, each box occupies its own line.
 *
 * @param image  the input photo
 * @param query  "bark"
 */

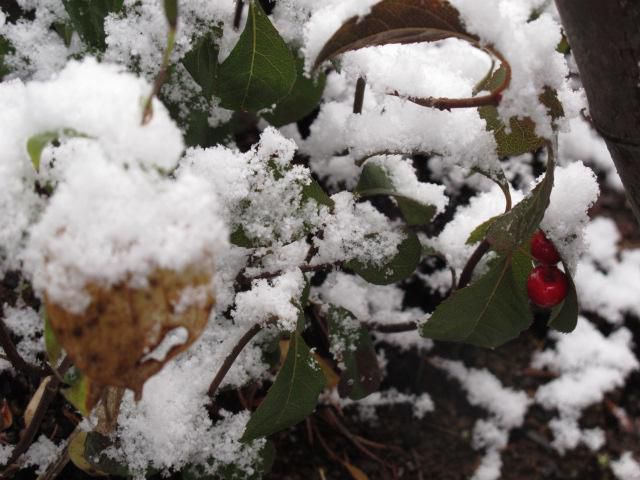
xmin=554 ymin=1 xmax=640 ymax=224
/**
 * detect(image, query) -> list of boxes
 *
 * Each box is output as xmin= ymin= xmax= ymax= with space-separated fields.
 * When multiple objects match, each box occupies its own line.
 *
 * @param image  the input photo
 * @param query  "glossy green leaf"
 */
xmin=263 ymin=55 xmax=326 ymax=127
xmin=27 ymin=129 xmax=89 ymax=171
xmin=486 ymin=143 xmax=555 ymax=255
xmin=348 ymin=230 xmax=422 ymax=285
xmin=216 ymin=0 xmax=296 ymax=112
xmin=356 ymin=162 xmax=437 ymax=226
xmin=62 ymin=0 xmax=124 ymax=50
xmin=328 ymin=306 xmax=381 ymax=400
xmin=548 ymin=262 xmax=579 ymax=333
xmin=182 ymin=30 xmax=220 ymax=99
xmin=421 ymin=251 xmax=533 ymax=348
xmin=241 ymin=334 xmax=325 ymax=441
xmin=466 ymin=216 xmax=499 ymax=245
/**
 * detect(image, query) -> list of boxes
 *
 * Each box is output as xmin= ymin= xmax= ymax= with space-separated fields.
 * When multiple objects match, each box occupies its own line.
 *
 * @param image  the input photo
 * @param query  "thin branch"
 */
xmin=353 ymin=77 xmax=366 ymax=114
xmin=457 ymin=240 xmax=491 ymax=290
xmin=238 ymin=262 xmax=342 ymax=288
xmin=208 ymin=323 xmax=263 ymax=398
xmin=141 ymin=4 xmax=178 ymax=125
xmin=0 ymin=314 xmax=48 ymax=378
xmin=2 ymin=356 xmax=72 ymax=472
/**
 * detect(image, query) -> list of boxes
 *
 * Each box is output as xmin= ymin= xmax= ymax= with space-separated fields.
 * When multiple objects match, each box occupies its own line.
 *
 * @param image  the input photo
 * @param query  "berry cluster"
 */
xmin=527 ymin=230 xmax=568 ymax=308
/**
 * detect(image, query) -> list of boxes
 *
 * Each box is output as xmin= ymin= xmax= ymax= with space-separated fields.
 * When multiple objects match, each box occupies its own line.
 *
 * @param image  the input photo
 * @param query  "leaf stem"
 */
xmin=364 ymin=321 xmax=417 ymax=333
xmin=0 ymin=312 xmax=49 ymax=379
xmin=141 ymin=13 xmax=178 ymax=125
xmin=207 ymin=323 xmax=263 ymax=398
xmin=457 ymin=240 xmax=491 ymax=290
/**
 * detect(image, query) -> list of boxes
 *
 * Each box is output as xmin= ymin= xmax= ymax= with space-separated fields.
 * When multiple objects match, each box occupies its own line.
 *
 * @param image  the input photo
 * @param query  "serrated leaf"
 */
xmin=466 ymin=216 xmax=499 ymax=245
xmin=420 ymin=251 xmax=533 ymax=348
xmin=313 ymin=0 xmax=473 ymax=70
xmin=182 ymin=30 xmax=220 ymax=99
xmin=548 ymin=262 xmax=578 ymax=333
xmin=27 ymin=129 xmax=89 ymax=171
xmin=216 ymin=0 xmax=296 ymax=112
xmin=480 ymin=106 xmax=545 ymax=157
xmin=348 ymin=230 xmax=422 ymax=285
xmin=241 ymin=334 xmax=325 ymax=441
xmin=486 ymin=142 xmax=555 ymax=255
xmin=62 ymin=0 xmax=124 ymax=50
xmin=356 ymin=162 xmax=436 ymax=226
xmin=263 ymin=54 xmax=326 ymax=127
xmin=328 ymin=306 xmax=381 ymax=400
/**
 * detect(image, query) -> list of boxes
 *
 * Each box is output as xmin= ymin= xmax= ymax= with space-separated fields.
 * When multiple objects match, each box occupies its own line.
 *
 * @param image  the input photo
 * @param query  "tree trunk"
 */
xmin=554 ymin=1 xmax=640 ymax=224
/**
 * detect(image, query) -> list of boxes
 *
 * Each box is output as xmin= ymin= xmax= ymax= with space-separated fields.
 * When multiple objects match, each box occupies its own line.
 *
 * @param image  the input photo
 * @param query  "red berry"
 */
xmin=530 ymin=230 xmax=561 ymax=265
xmin=527 ymin=265 xmax=568 ymax=308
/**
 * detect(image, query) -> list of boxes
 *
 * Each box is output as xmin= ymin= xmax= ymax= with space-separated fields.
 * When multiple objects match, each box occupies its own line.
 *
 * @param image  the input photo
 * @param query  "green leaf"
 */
xmin=486 ymin=142 xmax=555 ymax=255
xmin=548 ymin=262 xmax=579 ymax=333
xmin=84 ymin=432 xmax=132 ymax=477
xmin=164 ymin=0 xmax=178 ymax=29
xmin=241 ymin=334 xmax=325 ymax=441
xmin=480 ymin=106 xmax=545 ymax=157
xmin=421 ymin=251 xmax=533 ymax=348
xmin=216 ymin=0 xmax=297 ymax=112
xmin=43 ymin=311 xmax=61 ymax=365
xmin=62 ymin=0 xmax=124 ymax=50
xmin=53 ymin=22 xmax=75 ymax=47
xmin=0 ymin=36 xmax=14 ymax=80
xmin=182 ymin=30 xmax=220 ymax=99
xmin=263 ymin=54 xmax=326 ymax=127
xmin=356 ymin=161 xmax=437 ymax=226
xmin=26 ymin=129 xmax=89 ymax=171
xmin=301 ymin=178 xmax=334 ymax=209
xmin=62 ymin=366 xmax=92 ymax=416
xmin=348 ymin=230 xmax=422 ymax=285
xmin=328 ymin=306 xmax=381 ymax=400
xmin=466 ymin=216 xmax=499 ymax=245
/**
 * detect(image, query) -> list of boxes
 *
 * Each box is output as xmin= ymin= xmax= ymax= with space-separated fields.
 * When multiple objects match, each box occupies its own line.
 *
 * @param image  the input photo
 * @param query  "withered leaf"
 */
xmin=45 ymin=263 xmax=215 ymax=408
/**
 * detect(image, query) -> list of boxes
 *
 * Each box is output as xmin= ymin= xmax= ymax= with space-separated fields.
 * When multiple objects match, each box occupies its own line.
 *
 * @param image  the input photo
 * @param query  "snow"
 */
xmin=24 ymin=160 xmax=227 ymax=314
xmin=533 ymin=318 xmax=638 ymax=453
xmin=540 ymin=162 xmax=600 ymax=272
xmin=0 ymin=304 xmax=44 ymax=371
xmin=612 ymin=453 xmax=640 ymax=480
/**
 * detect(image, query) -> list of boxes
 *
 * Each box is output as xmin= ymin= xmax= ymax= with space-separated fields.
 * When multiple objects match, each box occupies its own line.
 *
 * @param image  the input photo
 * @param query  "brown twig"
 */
xmin=0 ymin=315 xmax=48 ymax=379
xmin=207 ymin=323 xmax=263 ymax=398
xmin=457 ymin=240 xmax=491 ymax=290
xmin=2 ymin=356 xmax=72 ymax=472
xmin=238 ymin=262 xmax=343 ymax=288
